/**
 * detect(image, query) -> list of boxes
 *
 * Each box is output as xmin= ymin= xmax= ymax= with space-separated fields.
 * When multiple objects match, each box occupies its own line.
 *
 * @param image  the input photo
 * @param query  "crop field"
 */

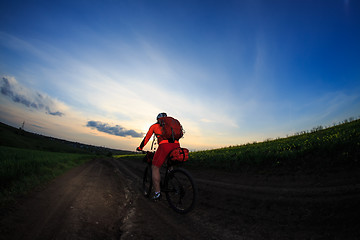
xmin=120 ymin=119 xmax=359 ymax=174
xmin=0 ymin=146 xmax=93 ymax=208
xmin=187 ymin=119 xmax=360 ymax=173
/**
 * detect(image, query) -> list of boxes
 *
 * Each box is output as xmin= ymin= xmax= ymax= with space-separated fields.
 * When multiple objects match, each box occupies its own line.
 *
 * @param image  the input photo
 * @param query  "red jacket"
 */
xmin=139 ymin=123 xmax=179 ymax=150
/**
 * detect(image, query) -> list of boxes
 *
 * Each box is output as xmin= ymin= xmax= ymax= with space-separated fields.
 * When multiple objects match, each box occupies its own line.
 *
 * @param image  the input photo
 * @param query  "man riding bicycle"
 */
xmin=137 ymin=113 xmax=181 ymax=201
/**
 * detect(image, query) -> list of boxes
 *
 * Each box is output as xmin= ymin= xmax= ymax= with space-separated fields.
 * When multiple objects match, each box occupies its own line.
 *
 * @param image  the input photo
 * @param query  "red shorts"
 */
xmin=152 ymin=143 xmax=180 ymax=167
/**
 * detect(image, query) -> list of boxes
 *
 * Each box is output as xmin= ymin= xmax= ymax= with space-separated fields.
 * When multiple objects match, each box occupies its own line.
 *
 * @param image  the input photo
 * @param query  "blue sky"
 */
xmin=1 ymin=0 xmax=359 ymax=151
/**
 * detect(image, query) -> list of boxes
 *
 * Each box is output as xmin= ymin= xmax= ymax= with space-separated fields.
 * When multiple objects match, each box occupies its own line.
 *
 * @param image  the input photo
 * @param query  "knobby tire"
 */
xmin=142 ymin=164 xmax=152 ymax=198
xmin=164 ymin=168 xmax=197 ymax=214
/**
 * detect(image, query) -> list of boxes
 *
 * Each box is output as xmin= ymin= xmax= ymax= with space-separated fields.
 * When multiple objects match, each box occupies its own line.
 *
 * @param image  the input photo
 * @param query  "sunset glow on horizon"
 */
xmin=1 ymin=0 xmax=359 ymax=151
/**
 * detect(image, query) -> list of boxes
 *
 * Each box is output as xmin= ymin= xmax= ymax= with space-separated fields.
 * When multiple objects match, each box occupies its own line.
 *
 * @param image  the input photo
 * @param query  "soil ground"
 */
xmin=1 ymin=157 xmax=360 ymax=240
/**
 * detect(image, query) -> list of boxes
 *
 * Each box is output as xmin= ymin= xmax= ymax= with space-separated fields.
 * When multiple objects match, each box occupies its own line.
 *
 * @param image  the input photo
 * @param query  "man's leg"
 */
xmin=152 ymin=165 xmax=161 ymax=193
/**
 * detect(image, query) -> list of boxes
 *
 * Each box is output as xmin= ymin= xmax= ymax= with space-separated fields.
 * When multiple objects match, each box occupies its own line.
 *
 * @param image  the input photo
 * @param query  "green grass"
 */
xmin=0 ymin=146 xmax=93 ymax=208
xmin=118 ymin=119 xmax=360 ymax=174
xmin=0 ymin=121 xmax=132 ymax=209
xmin=187 ymin=119 xmax=360 ymax=173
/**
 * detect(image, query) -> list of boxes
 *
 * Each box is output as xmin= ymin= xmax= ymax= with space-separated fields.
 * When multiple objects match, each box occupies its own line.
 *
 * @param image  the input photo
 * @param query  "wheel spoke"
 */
xmin=165 ymin=168 xmax=197 ymax=214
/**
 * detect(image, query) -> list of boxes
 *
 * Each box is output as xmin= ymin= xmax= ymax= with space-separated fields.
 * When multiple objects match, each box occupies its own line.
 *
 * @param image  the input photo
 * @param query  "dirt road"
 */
xmin=1 ymin=157 xmax=360 ymax=240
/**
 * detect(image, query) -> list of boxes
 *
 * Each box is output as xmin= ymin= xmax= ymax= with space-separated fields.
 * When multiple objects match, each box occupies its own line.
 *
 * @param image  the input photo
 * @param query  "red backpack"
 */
xmin=158 ymin=116 xmax=184 ymax=142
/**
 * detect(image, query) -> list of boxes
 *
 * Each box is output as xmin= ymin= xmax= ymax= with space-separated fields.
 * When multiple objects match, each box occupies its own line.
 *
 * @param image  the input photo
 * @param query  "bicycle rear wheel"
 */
xmin=164 ymin=168 xmax=197 ymax=214
xmin=142 ymin=164 xmax=152 ymax=197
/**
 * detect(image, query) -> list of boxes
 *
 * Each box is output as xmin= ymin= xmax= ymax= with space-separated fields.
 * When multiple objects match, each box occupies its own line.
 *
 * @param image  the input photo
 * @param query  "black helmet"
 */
xmin=157 ymin=112 xmax=167 ymax=120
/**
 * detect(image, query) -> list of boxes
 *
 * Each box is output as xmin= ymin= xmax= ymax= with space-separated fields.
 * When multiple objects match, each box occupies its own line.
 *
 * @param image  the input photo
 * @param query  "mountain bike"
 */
xmin=142 ymin=151 xmax=197 ymax=214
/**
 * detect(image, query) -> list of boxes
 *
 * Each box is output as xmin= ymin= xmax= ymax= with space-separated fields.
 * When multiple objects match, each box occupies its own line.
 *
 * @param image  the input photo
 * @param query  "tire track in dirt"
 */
xmin=110 ymin=158 xmax=220 ymax=240
xmin=195 ymin=178 xmax=360 ymax=202
xmin=115 ymin=157 xmax=360 ymax=240
xmin=1 ymin=157 xmax=359 ymax=240
xmin=0 ymin=158 xmax=130 ymax=240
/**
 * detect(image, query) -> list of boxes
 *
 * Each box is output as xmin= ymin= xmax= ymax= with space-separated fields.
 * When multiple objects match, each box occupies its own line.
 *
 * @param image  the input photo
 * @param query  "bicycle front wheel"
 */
xmin=142 ymin=164 xmax=152 ymax=197
xmin=164 ymin=168 xmax=197 ymax=214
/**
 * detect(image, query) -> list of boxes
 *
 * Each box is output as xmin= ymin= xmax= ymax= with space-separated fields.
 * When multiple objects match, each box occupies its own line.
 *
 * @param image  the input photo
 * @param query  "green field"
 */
xmin=0 ymin=122 xmax=130 ymax=209
xmin=121 ymin=119 xmax=360 ymax=174
xmin=0 ymin=146 xmax=93 ymax=208
xmin=187 ymin=119 xmax=360 ymax=173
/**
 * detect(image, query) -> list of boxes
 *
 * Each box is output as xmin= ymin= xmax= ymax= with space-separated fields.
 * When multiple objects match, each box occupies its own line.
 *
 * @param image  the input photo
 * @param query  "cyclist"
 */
xmin=137 ymin=112 xmax=180 ymax=201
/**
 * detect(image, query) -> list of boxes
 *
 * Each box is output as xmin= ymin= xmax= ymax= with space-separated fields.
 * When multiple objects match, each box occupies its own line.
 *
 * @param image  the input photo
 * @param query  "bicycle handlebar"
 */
xmin=136 ymin=148 xmax=151 ymax=154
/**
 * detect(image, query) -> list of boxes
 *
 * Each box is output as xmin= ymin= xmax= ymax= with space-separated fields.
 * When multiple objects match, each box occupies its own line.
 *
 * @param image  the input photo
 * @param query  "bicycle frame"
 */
xmin=142 ymin=150 xmax=197 ymax=214
xmin=145 ymin=157 xmax=182 ymax=193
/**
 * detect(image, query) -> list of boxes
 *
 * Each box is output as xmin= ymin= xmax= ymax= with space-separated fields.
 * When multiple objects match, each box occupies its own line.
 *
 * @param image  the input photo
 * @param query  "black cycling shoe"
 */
xmin=152 ymin=192 xmax=162 ymax=201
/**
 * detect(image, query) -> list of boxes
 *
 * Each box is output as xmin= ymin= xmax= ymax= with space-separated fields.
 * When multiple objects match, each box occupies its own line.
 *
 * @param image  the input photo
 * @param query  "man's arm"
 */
xmin=137 ymin=124 xmax=155 ymax=150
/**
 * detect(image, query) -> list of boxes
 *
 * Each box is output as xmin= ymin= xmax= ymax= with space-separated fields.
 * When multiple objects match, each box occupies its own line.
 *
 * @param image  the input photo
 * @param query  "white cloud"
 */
xmin=0 ymin=76 xmax=67 ymax=116
xmin=0 ymin=31 xmax=272 ymax=150
xmin=86 ymin=120 xmax=143 ymax=138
